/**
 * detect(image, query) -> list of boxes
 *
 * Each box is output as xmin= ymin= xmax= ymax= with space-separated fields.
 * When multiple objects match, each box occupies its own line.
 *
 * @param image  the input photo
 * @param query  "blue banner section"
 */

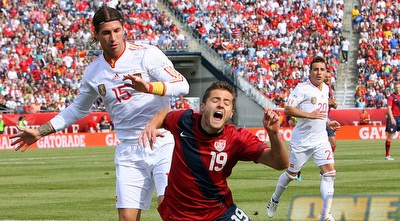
xmin=288 ymin=194 xmax=400 ymax=221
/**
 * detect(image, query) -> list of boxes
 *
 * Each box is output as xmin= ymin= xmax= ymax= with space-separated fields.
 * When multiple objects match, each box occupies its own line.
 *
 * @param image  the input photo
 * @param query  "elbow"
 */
xmin=177 ymin=80 xmax=190 ymax=96
xmin=183 ymin=81 xmax=190 ymax=94
xmin=183 ymin=84 xmax=189 ymax=95
xmin=283 ymin=107 xmax=290 ymax=116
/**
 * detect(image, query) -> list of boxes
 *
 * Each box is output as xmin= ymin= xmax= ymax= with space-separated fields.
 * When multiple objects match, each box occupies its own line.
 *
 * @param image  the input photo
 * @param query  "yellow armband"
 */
xmin=148 ymin=82 xmax=166 ymax=96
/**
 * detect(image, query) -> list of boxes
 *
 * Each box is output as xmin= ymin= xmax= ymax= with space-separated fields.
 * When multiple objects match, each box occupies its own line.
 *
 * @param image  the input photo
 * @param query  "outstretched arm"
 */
xmin=10 ymin=122 xmax=56 ymax=152
xmin=138 ymin=108 xmax=171 ymax=150
xmin=256 ymin=107 xmax=289 ymax=170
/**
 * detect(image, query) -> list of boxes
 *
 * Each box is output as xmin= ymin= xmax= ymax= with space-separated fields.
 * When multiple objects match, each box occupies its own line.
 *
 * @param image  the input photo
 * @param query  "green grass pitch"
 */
xmin=0 ymin=140 xmax=399 ymax=220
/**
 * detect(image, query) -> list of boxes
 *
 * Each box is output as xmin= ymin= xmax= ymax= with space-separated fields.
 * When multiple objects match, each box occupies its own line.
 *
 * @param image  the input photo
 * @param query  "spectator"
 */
xmin=17 ymin=115 xmax=28 ymax=129
xmin=30 ymin=100 xmax=41 ymax=113
xmin=359 ymin=108 xmax=370 ymax=125
xmin=179 ymin=98 xmax=190 ymax=109
xmin=356 ymin=96 xmax=366 ymax=109
xmin=87 ymin=115 xmax=99 ymax=133
xmin=0 ymin=114 xmax=5 ymax=134
xmin=351 ymin=5 xmax=361 ymax=31
xmin=341 ymin=37 xmax=350 ymax=63
xmin=98 ymin=114 xmax=111 ymax=132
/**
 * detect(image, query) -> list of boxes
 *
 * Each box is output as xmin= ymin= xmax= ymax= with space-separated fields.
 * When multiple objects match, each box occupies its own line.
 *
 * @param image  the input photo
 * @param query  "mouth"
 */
xmin=110 ymin=44 xmax=119 ymax=49
xmin=213 ymin=111 xmax=223 ymax=122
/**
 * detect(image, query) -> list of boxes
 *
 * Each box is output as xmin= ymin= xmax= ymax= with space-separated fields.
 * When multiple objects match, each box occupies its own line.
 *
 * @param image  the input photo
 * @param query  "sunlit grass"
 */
xmin=0 ymin=140 xmax=399 ymax=220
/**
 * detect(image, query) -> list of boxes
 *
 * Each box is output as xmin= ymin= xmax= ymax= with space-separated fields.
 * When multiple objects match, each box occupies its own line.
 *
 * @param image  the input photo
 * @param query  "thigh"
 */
xmin=386 ymin=116 xmax=398 ymax=133
xmin=115 ymin=145 xmax=154 ymax=210
xmin=214 ymin=204 xmax=251 ymax=221
xmin=395 ymin=116 xmax=400 ymax=131
xmin=313 ymin=142 xmax=335 ymax=167
xmin=287 ymin=145 xmax=313 ymax=173
xmin=326 ymin=127 xmax=335 ymax=137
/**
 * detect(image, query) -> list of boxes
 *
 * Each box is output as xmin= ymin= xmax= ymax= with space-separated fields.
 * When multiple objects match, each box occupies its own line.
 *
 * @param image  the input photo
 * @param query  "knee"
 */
xmin=285 ymin=170 xmax=297 ymax=180
xmin=322 ymin=170 xmax=336 ymax=178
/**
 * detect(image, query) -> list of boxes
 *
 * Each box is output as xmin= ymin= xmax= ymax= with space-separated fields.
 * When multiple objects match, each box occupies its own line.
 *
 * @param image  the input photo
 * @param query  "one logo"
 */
xmin=98 ymin=84 xmax=106 ymax=96
xmin=112 ymin=73 xmax=120 ymax=80
xmin=311 ymin=97 xmax=317 ymax=104
xmin=214 ymin=140 xmax=226 ymax=152
xmin=180 ymin=132 xmax=190 ymax=138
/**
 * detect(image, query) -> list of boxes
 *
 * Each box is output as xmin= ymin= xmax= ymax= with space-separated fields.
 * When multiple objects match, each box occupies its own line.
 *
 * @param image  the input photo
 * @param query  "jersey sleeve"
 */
xmin=387 ymin=94 xmax=394 ymax=107
xmin=143 ymin=46 xmax=189 ymax=97
xmin=163 ymin=109 xmax=188 ymax=131
xmin=50 ymin=76 xmax=98 ymax=131
xmin=236 ymin=128 xmax=268 ymax=162
xmin=285 ymin=84 xmax=305 ymax=108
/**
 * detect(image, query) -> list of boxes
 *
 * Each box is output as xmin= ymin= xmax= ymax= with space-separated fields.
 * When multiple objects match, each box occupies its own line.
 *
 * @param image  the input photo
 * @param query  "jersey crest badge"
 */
xmin=311 ymin=97 xmax=317 ymax=104
xmin=214 ymin=140 xmax=226 ymax=152
xmin=98 ymin=84 xmax=106 ymax=96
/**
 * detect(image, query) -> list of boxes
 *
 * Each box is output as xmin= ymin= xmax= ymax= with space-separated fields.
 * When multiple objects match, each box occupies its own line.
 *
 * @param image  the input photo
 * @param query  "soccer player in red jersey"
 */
xmin=139 ymin=81 xmax=289 ymax=220
xmin=384 ymin=81 xmax=400 ymax=160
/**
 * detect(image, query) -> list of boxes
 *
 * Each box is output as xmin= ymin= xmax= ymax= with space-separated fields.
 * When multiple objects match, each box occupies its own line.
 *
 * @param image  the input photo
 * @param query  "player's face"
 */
xmin=324 ymin=73 xmax=332 ymax=85
xmin=309 ymin=62 xmax=327 ymax=89
xmin=395 ymin=84 xmax=400 ymax=95
xmin=95 ymin=20 xmax=124 ymax=60
xmin=200 ymin=89 xmax=234 ymax=134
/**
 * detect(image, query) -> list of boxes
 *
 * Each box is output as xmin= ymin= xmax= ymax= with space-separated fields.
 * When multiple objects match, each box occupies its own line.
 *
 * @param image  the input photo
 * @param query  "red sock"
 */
xmin=385 ymin=140 xmax=391 ymax=157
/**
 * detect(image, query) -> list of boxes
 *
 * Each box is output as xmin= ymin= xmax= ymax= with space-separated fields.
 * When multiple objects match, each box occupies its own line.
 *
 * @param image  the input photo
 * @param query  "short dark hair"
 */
xmin=91 ymin=6 xmax=124 ymax=44
xmin=202 ymin=81 xmax=236 ymax=106
xmin=310 ymin=56 xmax=327 ymax=70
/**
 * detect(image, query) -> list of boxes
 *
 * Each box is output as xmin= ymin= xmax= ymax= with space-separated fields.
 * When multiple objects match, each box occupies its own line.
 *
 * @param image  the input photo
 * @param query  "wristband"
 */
xmin=148 ymin=82 xmax=166 ymax=96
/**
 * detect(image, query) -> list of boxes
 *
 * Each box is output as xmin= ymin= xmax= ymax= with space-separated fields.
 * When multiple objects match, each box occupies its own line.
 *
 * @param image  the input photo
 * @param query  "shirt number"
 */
xmin=112 ymin=85 xmax=131 ymax=103
xmin=231 ymin=207 xmax=249 ymax=221
xmin=209 ymin=151 xmax=227 ymax=172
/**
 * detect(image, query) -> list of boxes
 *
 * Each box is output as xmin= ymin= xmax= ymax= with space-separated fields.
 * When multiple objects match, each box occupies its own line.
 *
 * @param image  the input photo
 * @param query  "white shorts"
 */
xmin=287 ymin=141 xmax=334 ymax=173
xmin=114 ymin=131 xmax=174 ymax=210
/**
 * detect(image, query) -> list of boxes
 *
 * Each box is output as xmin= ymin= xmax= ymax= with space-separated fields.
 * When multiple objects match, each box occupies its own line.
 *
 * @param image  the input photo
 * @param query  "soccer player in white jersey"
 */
xmin=10 ymin=5 xmax=189 ymax=221
xmin=266 ymin=56 xmax=340 ymax=221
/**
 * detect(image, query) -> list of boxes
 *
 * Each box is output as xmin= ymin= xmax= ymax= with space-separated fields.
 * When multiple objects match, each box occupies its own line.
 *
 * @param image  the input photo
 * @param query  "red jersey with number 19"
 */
xmin=159 ymin=109 xmax=268 ymax=220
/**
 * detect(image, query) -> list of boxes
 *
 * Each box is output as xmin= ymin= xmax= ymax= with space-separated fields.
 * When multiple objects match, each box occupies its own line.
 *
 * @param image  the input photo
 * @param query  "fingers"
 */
xmin=138 ymin=130 xmax=165 ymax=150
xmin=263 ymin=108 xmax=279 ymax=126
xmin=138 ymin=132 xmax=153 ymax=149
xmin=14 ymin=142 xmax=28 ymax=152
xmin=10 ymin=138 xmax=21 ymax=147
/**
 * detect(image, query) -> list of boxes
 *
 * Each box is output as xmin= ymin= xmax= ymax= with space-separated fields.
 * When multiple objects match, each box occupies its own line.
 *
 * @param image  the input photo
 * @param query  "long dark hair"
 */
xmin=91 ymin=6 xmax=124 ymax=44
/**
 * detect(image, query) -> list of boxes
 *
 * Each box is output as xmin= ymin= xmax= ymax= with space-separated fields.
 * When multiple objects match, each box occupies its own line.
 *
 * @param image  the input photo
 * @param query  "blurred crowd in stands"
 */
xmin=171 ymin=0 xmax=344 ymax=108
xmin=354 ymin=1 xmax=400 ymax=109
xmin=0 ymin=0 xmax=398 ymax=115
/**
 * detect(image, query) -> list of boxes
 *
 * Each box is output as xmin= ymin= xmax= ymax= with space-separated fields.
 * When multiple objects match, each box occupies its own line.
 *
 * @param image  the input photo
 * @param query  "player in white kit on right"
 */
xmin=10 ymin=5 xmax=189 ymax=221
xmin=266 ymin=56 xmax=340 ymax=221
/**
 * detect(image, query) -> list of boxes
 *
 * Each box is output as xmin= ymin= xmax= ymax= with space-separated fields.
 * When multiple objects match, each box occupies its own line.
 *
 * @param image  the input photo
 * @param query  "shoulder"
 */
xmin=85 ymin=56 xmax=103 ymax=75
xmin=126 ymin=42 xmax=160 ymax=54
xmin=293 ymin=81 xmax=311 ymax=91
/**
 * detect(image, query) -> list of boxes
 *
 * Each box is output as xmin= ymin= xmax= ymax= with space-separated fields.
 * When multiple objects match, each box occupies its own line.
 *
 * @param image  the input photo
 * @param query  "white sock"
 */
xmin=272 ymin=171 xmax=295 ymax=202
xmin=320 ymin=171 xmax=335 ymax=215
